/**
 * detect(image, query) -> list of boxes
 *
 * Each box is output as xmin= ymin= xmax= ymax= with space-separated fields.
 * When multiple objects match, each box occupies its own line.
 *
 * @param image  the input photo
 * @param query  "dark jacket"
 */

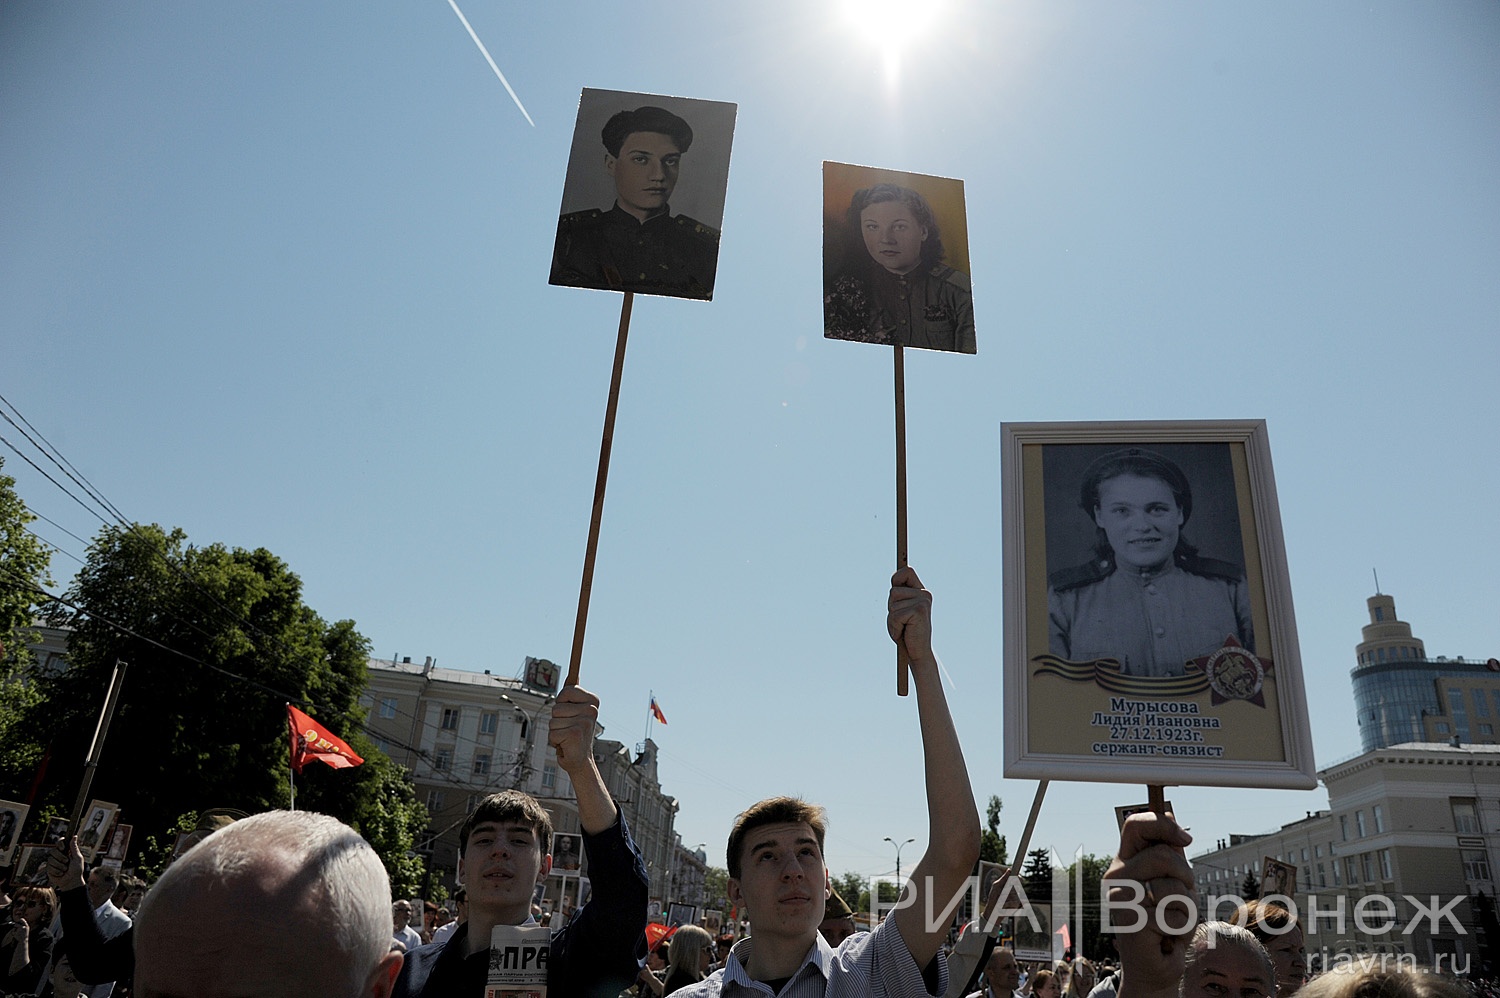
xmin=394 ymin=810 xmax=649 ymax=998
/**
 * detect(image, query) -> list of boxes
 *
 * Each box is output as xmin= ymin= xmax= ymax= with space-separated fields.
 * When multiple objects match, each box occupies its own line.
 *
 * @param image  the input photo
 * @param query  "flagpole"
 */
xmin=644 ymin=691 xmax=652 ymax=747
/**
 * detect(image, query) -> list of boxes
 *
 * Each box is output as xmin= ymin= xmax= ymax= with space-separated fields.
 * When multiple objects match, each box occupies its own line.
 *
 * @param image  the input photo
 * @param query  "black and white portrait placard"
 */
xmin=1002 ymin=420 xmax=1315 ymax=789
xmin=550 ymin=88 xmax=737 ymax=301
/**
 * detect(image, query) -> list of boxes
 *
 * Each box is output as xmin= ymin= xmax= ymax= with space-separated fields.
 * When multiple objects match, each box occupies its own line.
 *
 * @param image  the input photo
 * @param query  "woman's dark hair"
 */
xmin=1077 ymin=447 xmax=1197 ymax=569
xmin=846 ymin=183 xmax=945 ymax=268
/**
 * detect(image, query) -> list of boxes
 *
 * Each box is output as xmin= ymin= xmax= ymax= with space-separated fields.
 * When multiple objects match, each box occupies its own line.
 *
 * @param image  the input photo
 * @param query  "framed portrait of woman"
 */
xmin=822 ymin=161 xmax=976 ymax=355
xmin=1001 ymin=420 xmax=1315 ymax=789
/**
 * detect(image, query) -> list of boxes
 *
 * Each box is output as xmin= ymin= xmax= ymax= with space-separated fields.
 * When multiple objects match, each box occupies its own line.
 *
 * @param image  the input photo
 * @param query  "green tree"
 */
xmin=0 ymin=456 xmax=53 ymax=784
xmin=1023 ymin=846 xmax=1052 ymax=900
xmin=1242 ymin=870 xmax=1260 ymax=899
xmin=1066 ymin=852 xmax=1112 ymax=962
xmin=704 ymin=866 xmax=731 ymax=919
xmin=29 ymin=522 xmax=425 ymax=889
xmin=833 ymin=870 xmax=869 ymax=912
xmin=980 ymin=795 xmax=1008 ymax=866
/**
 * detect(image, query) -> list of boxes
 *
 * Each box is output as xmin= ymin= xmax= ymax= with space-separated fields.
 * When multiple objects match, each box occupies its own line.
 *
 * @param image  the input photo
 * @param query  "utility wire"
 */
xmin=0 ymin=394 xmax=126 ymax=523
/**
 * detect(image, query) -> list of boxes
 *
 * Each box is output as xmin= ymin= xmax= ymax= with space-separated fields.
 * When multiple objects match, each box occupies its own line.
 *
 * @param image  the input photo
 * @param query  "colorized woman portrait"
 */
xmin=1047 ymin=446 xmax=1254 ymax=677
xmin=823 ymin=167 xmax=976 ymax=354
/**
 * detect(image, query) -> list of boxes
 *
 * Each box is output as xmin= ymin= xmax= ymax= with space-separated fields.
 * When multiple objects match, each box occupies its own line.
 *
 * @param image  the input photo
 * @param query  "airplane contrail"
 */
xmin=446 ymin=0 xmax=535 ymax=127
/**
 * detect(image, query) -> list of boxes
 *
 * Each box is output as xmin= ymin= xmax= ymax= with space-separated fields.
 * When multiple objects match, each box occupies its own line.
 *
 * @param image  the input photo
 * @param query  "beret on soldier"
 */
xmin=601 ymin=105 xmax=693 ymax=157
xmin=823 ymin=888 xmax=854 ymax=920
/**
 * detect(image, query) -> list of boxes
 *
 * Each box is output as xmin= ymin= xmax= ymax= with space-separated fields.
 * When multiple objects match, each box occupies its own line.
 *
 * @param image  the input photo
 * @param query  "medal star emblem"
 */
xmin=1193 ymin=635 xmax=1272 ymax=707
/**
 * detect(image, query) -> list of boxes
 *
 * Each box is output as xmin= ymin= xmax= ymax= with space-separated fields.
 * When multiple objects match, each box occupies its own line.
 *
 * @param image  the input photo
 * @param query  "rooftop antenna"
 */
xmin=1373 ymin=568 xmax=1381 ymax=595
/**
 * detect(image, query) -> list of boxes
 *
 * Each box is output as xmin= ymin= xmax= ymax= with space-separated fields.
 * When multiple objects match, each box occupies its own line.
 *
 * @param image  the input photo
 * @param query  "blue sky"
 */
xmin=3 ymin=1 xmax=1498 ymax=881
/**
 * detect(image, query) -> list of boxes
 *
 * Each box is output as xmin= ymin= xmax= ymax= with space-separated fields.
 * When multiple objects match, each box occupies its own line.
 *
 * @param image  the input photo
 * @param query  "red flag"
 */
xmin=287 ymin=705 xmax=364 ymax=774
xmin=649 ymin=696 xmax=667 ymax=725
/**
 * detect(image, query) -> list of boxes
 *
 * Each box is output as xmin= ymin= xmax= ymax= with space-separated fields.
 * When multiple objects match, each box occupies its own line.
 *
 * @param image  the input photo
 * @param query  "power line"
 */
xmin=0 ymin=392 xmax=127 ymax=524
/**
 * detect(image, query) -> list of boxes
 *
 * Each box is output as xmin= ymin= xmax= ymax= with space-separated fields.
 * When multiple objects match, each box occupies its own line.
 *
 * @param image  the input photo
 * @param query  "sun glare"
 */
xmin=839 ymin=0 xmax=946 ymax=90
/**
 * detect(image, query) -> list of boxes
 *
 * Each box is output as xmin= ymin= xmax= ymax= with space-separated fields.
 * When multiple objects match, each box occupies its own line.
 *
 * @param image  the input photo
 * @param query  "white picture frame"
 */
xmin=1002 ymin=419 xmax=1315 ymax=789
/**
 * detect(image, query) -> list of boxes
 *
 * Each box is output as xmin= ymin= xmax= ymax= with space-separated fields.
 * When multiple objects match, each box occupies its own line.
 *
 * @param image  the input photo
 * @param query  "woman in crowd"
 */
xmin=1 ymin=885 xmax=56 ymax=993
xmin=663 ymin=924 xmax=714 ymax=995
xmin=1048 ymin=447 xmax=1255 ymax=678
xmin=824 ymin=183 xmax=976 ymax=354
xmin=1233 ymin=899 xmax=1307 ymax=997
xmin=1066 ymin=958 xmax=1096 ymax=998
xmin=1297 ymin=958 xmax=1466 ymax=998
xmin=1030 ymin=967 xmax=1062 ymax=998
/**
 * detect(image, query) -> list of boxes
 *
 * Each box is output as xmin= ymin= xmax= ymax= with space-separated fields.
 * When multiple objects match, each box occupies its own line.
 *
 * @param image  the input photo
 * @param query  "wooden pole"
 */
xmin=567 ymin=292 xmax=634 ymax=688
xmin=69 ymin=660 xmax=128 ymax=832
xmin=894 ymin=344 xmax=909 ymax=696
xmin=1148 ymin=784 xmax=1166 ymax=816
xmin=1010 ymin=779 xmax=1050 ymax=866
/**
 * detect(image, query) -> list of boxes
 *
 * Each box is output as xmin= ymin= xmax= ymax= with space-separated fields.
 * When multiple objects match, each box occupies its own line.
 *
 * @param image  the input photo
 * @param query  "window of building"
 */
xmin=1482 ymin=723 xmax=1496 ymax=737
xmin=1436 ymin=722 xmax=1451 ymax=734
xmin=1373 ymin=805 xmax=1385 ymax=833
xmin=434 ymin=748 xmax=452 ymax=771
xmin=441 ymin=707 xmax=459 ymax=730
xmin=1361 ymin=853 xmax=1375 ymax=883
xmin=426 ymin=789 xmax=444 ymax=811
xmin=1317 ymin=863 xmax=1327 ymax=888
xmin=1340 ymin=816 xmax=1349 ymax=841
xmin=379 ymin=697 xmax=398 ymax=719
xmin=542 ymin=763 xmax=557 ymax=789
xmin=480 ymin=712 xmax=498 ymax=735
xmin=474 ymin=753 xmax=491 ymax=775
xmin=1478 ymin=692 xmax=1493 ymax=718
xmin=1315 ymin=844 xmax=1323 ymax=858
xmin=1356 ymin=811 xmax=1367 ymax=837
xmin=1346 ymin=857 xmax=1360 ymax=884
xmin=1374 ymin=607 xmax=1385 ymax=621
xmin=1452 ymin=798 xmax=1480 ymax=834
xmin=1380 ymin=849 xmax=1393 ymax=880
xmin=1332 ymin=860 xmax=1342 ymax=886
xmin=1300 ymin=848 xmax=1308 ymax=862
xmin=1377 ymin=648 xmax=1386 ymax=662
xmin=1462 ymin=849 xmax=1492 ymax=882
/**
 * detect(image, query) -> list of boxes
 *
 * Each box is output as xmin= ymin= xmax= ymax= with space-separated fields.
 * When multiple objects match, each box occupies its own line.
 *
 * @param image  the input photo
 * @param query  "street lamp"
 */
xmin=884 ymin=836 xmax=916 ymax=880
xmin=500 ymin=692 xmax=554 ymax=789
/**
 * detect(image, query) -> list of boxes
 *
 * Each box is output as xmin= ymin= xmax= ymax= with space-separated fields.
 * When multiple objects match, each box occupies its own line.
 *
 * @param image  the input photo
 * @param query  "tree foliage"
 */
xmin=24 ymin=522 xmax=426 ymax=890
xmin=1023 ymin=847 xmax=1052 ymax=900
xmin=832 ymin=870 xmax=869 ymax=912
xmin=0 ymin=456 xmax=53 ymax=670
xmin=980 ymin=794 xmax=1008 ymax=866
xmin=1065 ymin=852 xmax=1113 ymax=962
xmin=0 ymin=456 xmax=53 ymax=786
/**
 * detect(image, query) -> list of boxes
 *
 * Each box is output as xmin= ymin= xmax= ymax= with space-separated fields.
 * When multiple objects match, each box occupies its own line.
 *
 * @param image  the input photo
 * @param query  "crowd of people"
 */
xmin=0 ymin=568 xmax=1485 ymax=997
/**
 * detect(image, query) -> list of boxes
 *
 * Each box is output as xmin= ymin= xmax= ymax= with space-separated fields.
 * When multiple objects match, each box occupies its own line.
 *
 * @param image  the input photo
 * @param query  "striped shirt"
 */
xmin=673 ymin=918 xmax=945 ymax=998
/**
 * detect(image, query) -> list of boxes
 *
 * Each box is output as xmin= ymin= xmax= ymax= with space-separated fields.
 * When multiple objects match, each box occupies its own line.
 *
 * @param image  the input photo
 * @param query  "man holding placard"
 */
xmin=393 ymin=684 xmax=648 ymax=998
xmin=677 ymin=568 xmax=980 ymax=997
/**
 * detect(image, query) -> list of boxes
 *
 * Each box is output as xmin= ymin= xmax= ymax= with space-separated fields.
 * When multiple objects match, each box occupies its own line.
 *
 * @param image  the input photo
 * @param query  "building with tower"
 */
xmin=1187 ymin=590 xmax=1500 ymax=972
xmin=1352 ymin=592 xmax=1500 ymax=751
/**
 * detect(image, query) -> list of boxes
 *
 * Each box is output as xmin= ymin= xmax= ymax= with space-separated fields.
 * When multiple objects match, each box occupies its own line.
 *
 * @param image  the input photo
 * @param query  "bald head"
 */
xmin=134 ymin=810 xmax=401 ymax=998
